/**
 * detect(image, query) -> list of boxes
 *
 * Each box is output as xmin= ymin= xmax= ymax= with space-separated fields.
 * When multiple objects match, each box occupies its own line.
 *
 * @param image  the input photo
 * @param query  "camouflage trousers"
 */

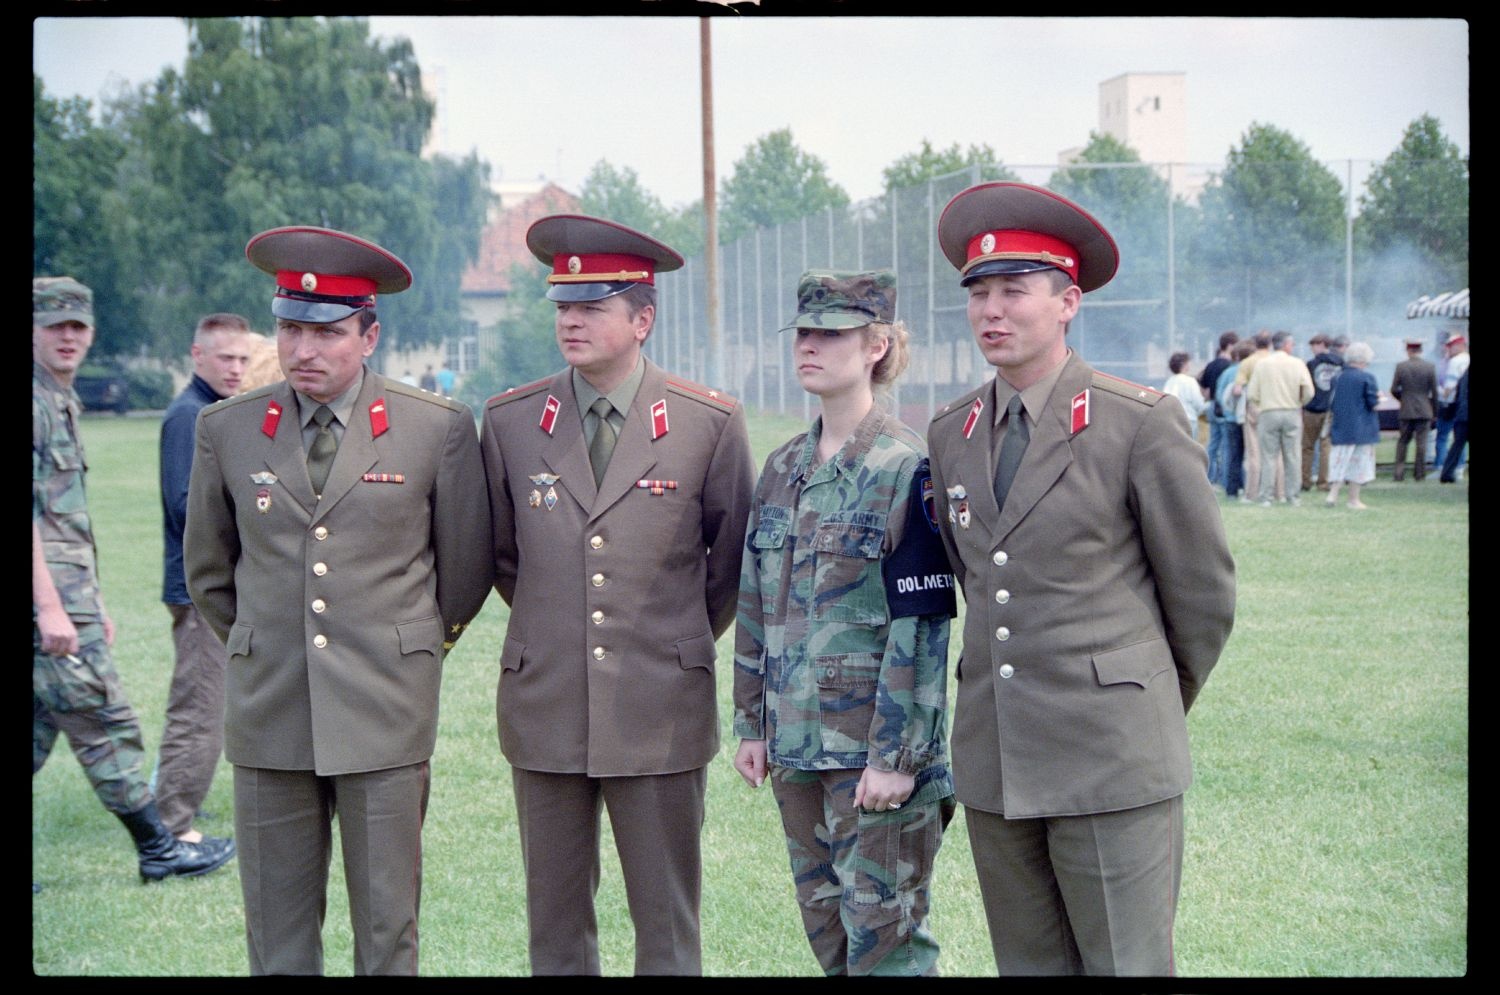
xmin=33 ymin=621 xmax=152 ymax=815
xmin=769 ymin=766 xmax=954 ymax=976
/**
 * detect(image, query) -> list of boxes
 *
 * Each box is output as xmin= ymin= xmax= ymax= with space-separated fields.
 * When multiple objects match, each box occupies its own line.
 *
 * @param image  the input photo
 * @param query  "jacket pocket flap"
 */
xmin=226 ymin=621 xmax=253 ymax=658
xmin=675 ymin=630 xmax=718 ymax=671
xmin=751 ymin=505 xmax=791 ymax=549
xmin=396 ymin=616 xmax=443 ymax=656
xmin=812 ymin=517 xmax=886 ymax=559
xmin=1092 ymin=639 xmax=1173 ymax=689
xmin=500 ymin=633 xmax=526 ymax=673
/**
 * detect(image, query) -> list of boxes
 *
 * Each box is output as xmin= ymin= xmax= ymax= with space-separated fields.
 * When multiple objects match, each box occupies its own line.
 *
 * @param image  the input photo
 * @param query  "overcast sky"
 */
xmin=34 ymin=16 xmax=1469 ymax=209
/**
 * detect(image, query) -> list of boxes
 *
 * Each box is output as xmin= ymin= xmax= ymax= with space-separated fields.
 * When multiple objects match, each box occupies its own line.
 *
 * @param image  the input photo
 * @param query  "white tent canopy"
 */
xmin=1406 ymin=288 xmax=1469 ymax=319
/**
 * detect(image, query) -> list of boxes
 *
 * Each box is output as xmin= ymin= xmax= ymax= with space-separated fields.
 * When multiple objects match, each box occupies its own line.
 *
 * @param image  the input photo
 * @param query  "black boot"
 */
xmin=116 ymin=801 xmax=237 ymax=883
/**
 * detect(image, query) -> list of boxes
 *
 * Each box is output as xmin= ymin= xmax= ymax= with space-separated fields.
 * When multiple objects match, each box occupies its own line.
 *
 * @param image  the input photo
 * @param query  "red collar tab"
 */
xmin=369 ymin=398 xmax=389 ymax=438
xmin=275 ymin=270 xmax=378 ymax=298
xmin=962 ymin=398 xmax=984 ymax=440
xmin=650 ymin=398 xmax=669 ymax=440
xmin=539 ymin=394 xmax=561 ymax=435
xmin=261 ymin=399 xmax=283 ymax=438
xmin=548 ymin=252 xmax=655 ymax=286
xmin=1070 ymin=389 xmax=1091 ymax=434
xmin=963 ymin=229 xmax=1080 ymax=284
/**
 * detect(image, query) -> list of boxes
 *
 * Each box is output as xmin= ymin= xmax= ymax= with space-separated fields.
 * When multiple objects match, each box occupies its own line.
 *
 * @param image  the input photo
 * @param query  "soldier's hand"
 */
xmin=102 ymin=610 xmax=116 ymax=647
xmin=733 ymin=739 xmax=767 ymax=788
xmin=35 ymin=603 xmax=80 ymax=657
xmin=854 ymin=767 xmax=915 ymax=813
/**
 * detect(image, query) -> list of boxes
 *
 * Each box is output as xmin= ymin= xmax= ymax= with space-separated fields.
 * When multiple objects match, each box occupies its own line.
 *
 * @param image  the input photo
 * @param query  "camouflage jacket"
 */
xmin=32 ymin=361 xmax=102 ymax=620
xmin=733 ymin=407 xmax=955 ymax=795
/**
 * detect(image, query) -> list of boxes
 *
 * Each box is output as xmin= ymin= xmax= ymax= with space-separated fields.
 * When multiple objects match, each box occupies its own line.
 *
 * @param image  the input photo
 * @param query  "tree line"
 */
xmin=36 ymin=17 xmax=1466 ymax=384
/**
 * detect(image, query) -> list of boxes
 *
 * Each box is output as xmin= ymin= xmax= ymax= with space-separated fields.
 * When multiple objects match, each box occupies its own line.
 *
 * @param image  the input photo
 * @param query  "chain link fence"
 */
xmin=649 ymin=160 xmax=1468 ymax=422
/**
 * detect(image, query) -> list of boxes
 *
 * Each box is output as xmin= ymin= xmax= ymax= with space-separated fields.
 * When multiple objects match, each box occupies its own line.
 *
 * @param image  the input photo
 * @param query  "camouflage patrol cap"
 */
xmin=33 ymin=277 xmax=95 ymax=327
xmin=781 ymin=269 xmax=897 ymax=332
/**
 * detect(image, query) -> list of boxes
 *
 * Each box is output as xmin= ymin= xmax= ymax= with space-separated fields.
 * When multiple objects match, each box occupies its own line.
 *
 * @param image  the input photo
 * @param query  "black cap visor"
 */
xmin=545 ymin=281 xmax=635 ymax=303
xmin=959 ymin=258 xmax=1071 ymax=287
xmin=272 ymin=292 xmax=369 ymax=324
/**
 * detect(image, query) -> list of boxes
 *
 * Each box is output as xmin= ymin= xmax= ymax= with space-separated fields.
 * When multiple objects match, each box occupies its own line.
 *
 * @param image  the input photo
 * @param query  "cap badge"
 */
xmin=980 ymin=233 xmax=996 ymax=254
xmin=301 ymin=272 xmax=319 ymax=292
xmin=567 ymin=255 xmax=582 ymax=275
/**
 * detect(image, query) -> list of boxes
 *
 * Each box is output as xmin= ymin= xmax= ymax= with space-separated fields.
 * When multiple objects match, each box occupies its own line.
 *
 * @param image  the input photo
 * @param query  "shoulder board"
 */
xmin=931 ymin=382 xmax=989 ymax=422
xmin=383 ymin=377 xmax=467 ymax=413
xmin=666 ymin=378 xmax=737 ymax=411
xmin=486 ymin=376 xmax=554 ymax=410
xmin=1091 ymin=371 xmax=1163 ymax=406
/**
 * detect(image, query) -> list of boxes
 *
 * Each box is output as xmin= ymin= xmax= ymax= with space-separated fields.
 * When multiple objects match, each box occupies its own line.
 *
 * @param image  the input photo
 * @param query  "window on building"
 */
xmin=447 ymin=320 xmax=480 ymax=374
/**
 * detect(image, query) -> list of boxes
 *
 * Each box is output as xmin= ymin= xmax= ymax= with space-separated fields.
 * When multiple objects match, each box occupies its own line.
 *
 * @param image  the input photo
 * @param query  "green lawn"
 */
xmin=33 ymin=411 xmax=1468 ymax=976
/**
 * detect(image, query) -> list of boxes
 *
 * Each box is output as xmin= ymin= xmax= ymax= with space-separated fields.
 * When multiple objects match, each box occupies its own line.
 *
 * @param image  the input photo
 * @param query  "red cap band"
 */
xmin=548 ymin=252 xmax=655 ymax=285
xmin=275 ymin=270 xmax=378 ymax=297
xmin=963 ymin=230 xmax=1081 ymax=283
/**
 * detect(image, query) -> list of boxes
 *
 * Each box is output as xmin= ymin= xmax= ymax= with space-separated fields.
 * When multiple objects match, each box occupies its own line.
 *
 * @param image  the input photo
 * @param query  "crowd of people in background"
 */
xmin=1175 ymin=327 xmax=1471 ymax=511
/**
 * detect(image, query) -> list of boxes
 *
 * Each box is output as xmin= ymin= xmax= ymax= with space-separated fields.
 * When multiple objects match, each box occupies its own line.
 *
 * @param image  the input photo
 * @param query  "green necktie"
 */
xmin=588 ymin=397 xmax=616 ymax=488
xmin=993 ymin=393 xmax=1030 ymax=512
xmin=307 ymin=404 xmax=338 ymax=496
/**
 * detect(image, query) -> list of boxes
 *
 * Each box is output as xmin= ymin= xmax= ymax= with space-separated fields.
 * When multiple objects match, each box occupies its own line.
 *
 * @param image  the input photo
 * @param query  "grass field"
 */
xmin=32 ymin=411 xmax=1468 ymax=976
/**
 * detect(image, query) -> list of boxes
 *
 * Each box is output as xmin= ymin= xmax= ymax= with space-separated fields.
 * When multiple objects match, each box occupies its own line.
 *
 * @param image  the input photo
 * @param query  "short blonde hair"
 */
xmin=238 ymin=334 xmax=284 ymax=393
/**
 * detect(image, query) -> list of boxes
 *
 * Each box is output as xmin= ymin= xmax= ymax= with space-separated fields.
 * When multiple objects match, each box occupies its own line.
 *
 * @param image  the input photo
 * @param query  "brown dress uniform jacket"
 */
xmin=185 ymin=370 xmax=494 ymax=774
xmin=927 ymin=354 xmax=1236 ymax=819
xmin=1391 ymin=357 xmax=1439 ymax=421
xmin=481 ymin=359 xmax=755 ymax=776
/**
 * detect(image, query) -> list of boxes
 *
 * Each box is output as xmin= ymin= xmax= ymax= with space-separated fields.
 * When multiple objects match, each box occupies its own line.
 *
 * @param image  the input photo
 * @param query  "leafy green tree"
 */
xmin=33 ymin=76 xmax=132 ymax=353
xmin=718 ymin=128 xmax=849 ymax=243
xmin=55 ymin=17 xmax=490 ymax=359
xmin=1196 ymin=122 xmax=1347 ymax=323
xmin=1048 ymin=132 xmax=1178 ymax=358
xmin=1357 ymin=114 xmax=1468 ymax=286
xmin=881 ymin=139 xmax=1016 ymax=194
xmin=579 ymin=160 xmax=669 ymax=235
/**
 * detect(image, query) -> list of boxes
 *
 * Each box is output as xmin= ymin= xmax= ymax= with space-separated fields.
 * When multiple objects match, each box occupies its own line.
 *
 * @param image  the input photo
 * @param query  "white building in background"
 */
xmin=1060 ymin=72 xmax=1204 ymax=202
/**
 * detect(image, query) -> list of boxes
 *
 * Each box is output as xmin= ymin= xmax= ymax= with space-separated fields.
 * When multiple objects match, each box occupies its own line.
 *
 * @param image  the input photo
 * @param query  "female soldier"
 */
xmin=732 ymin=270 xmax=956 ymax=976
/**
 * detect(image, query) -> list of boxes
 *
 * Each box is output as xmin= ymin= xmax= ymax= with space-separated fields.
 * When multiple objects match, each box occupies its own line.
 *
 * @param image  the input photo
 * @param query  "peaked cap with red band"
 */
xmin=938 ymin=182 xmax=1119 ymax=293
xmin=526 ymin=214 xmax=684 ymax=303
xmin=247 ymin=226 xmax=413 ymax=323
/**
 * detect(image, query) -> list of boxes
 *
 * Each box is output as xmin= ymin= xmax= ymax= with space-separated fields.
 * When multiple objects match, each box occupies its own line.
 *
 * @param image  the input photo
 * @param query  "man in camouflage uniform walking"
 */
xmin=33 ymin=276 xmax=235 ymax=884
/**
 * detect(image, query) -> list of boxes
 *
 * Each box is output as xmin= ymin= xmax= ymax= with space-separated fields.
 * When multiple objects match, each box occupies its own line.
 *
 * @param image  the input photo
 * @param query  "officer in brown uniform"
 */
xmin=480 ymin=215 xmax=756 ymax=975
xmin=925 ymin=184 xmax=1236 ymax=975
xmin=1390 ymin=337 xmax=1438 ymax=481
xmin=185 ymin=227 xmax=494 ymax=975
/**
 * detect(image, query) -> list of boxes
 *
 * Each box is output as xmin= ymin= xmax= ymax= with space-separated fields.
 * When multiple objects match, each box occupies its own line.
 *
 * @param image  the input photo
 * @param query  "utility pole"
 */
xmin=700 ymin=18 xmax=723 ymax=389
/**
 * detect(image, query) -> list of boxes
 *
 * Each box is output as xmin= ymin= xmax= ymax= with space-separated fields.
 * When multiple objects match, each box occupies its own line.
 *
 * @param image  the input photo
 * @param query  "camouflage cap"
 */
xmin=33 ymin=277 xmax=94 ymax=327
xmin=781 ymin=269 xmax=897 ymax=332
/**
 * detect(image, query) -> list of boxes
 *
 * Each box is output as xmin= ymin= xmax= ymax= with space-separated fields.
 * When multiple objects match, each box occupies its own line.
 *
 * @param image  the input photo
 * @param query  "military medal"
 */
xmin=361 ymin=472 xmax=405 ymax=483
xmin=256 ymin=487 xmax=272 ymax=513
xmin=529 ymin=473 xmax=560 ymax=510
xmin=1070 ymin=389 xmax=1091 ymax=434
xmin=635 ymin=478 xmax=678 ymax=496
xmin=261 ymin=400 xmax=282 ymax=438
xmin=539 ymin=394 xmax=561 ymax=435
xmin=946 ymin=485 xmax=970 ymax=530
xmin=251 ymin=471 xmax=277 ymax=485
xmin=962 ymin=398 xmax=983 ymax=439
xmin=650 ymin=399 xmax=669 ymax=440
xmin=369 ymin=399 xmax=389 ymax=438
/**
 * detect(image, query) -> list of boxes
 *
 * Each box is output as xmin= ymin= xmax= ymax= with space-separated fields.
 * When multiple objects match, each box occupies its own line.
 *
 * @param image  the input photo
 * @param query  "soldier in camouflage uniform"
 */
xmin=733 ymin=270 xmax=957 ymax=976
xmin=33 ymin=276 xmax=236 ymax=885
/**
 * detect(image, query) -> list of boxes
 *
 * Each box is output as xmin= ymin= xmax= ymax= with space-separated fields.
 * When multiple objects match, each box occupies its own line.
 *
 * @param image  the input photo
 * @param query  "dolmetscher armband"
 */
xmin=882 ymin=460 xmax=958 ymax=619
